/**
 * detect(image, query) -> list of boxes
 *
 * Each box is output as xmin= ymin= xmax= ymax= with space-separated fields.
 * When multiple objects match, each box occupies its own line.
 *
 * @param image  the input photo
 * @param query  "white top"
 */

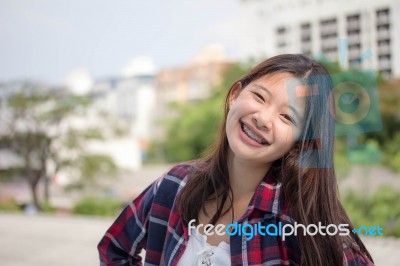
xmin=177 ymin=228 xmax=231 ymax=266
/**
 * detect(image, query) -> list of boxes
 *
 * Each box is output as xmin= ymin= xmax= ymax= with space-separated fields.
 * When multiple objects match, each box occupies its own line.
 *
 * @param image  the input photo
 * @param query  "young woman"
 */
xmin=98 ymin=54 xmax=374 ymax=266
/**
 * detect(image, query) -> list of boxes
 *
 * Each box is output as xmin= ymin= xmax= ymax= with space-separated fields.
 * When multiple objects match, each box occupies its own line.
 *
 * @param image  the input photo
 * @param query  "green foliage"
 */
xmin=342 ymin=186 xmax=400 ymax=237
xmin=72 ymin=196 xmax=124 ymax=217
xmin=160 ymin=95 xmax=224 ymax=162
xmin=152 ymin=62 xmax=251 ymax=163
xmin=0 ymin=199 xmax=21 ymax=212
xmin=334 ymin=137 xmax=352 ymax=179
xmin=320 ymin=60 xmax=400 ymax=172
xmin=0 ymin=167 xmax=24 ymax=182
xmin=41 ymin=201 xmax=57 ymax=213
xmin=76 ymin=154 xmax=118 ymax=183
xmin=368 ymin=79 xmax=400 ymax=172
xmin=382 ymin=132 xmax=400 ymax=172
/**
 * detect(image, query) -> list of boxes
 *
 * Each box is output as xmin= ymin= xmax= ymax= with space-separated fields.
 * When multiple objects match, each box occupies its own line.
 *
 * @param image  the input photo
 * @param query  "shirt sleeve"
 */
xmin=342 ymin=243 xmax=375 ymax=266
xmin=97 ymin=176 xmax=162 ymax=266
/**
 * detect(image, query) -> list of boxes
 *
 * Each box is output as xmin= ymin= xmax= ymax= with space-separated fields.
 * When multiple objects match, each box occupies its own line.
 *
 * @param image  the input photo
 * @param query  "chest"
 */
xmin=196 ymin=199 xmax=250 ymax=246
xmin=171 ymin=217 xmax=300 ymax=266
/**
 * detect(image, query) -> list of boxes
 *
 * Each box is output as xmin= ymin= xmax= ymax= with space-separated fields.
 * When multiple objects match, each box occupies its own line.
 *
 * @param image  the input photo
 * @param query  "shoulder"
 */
xmin=153 ymin=161 xmax=197 ymax=197
xmin=158 ymin=161 xmax=195 ymax=184
xmin=163 ymin=161 xmax=195 ymax=181
xmin=342 ymin=242 xmax=374 ymax=266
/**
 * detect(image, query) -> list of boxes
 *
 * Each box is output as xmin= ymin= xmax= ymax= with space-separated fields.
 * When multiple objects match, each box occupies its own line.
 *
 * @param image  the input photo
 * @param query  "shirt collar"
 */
xmin=250 ymin=168 xmax=285 ymax=216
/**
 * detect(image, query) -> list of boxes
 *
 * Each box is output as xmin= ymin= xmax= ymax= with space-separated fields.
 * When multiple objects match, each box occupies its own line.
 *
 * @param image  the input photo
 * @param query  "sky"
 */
xmin=0 ymin=0 xmax=241 ymax=84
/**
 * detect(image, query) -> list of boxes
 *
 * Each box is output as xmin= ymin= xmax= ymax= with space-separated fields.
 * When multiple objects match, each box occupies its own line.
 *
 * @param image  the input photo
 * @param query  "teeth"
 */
xmin=242 ymin=123 xmax=267 ymax=145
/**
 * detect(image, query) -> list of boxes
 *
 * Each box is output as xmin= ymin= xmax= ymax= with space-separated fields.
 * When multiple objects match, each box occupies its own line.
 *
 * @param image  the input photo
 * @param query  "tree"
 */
xmin=368 ymin=78 xmax=400 ymax=172
xmin=0 ymin=81 xmax=126 ymax=210
xmin=320 ymin=59 xmax=400 ymax=172
xmin=151 ymin=61 xmax=252 ymax=162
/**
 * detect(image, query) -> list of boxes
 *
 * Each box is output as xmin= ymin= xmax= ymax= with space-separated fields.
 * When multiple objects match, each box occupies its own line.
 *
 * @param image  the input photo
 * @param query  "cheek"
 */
xmin=226 ymin=109 xmax=235 ymax=125
xmin=226 ymin=102 xmax=243 ymax=122
xmin=291 ymin=127 xmax=303 ymax=142
xmin=226 ymin=109 xmax=238 ymax=134
xmin=276 ymin=124 xmax=299 ymax=145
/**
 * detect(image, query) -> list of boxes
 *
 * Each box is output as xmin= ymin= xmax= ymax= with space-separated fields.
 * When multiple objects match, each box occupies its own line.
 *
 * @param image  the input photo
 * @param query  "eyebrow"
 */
xmin=252 ymin=83 xmax=304 ymax=121
xmin=253 ymin=83 xmax=273 ymax=98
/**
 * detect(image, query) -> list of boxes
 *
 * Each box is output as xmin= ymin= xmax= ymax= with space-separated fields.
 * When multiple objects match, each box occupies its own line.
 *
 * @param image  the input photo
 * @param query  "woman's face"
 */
xmin=226 ymin=72 xmax=306 ymax=166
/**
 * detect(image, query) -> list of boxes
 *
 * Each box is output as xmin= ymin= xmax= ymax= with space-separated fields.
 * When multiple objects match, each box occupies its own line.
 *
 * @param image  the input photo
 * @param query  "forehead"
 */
xmin=248 ymin=72 xmax=310 ymax=102
xmin=252 ymin=72 xmax=294 ymax=87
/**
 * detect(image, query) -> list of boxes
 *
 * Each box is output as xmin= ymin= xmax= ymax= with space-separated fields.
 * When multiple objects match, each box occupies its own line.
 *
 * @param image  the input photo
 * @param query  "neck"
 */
xmin=227 ymin=149 xmax=272 ymax=200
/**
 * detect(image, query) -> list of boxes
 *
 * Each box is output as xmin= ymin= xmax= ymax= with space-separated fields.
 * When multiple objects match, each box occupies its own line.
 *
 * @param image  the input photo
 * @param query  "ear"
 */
xmin=229 ymin=82 xmax=243 ymax=105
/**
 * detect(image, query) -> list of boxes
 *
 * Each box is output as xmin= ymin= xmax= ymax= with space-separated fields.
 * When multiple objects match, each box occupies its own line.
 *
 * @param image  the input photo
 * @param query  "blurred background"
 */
xmin=0 ymin=0 xmax=399 ymax=265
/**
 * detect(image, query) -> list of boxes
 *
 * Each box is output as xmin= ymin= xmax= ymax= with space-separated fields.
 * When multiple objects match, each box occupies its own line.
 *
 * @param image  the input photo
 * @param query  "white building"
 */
xmin=90 ymin=58 xmax=156 ymax=170
xmin=240 ymin=0 xmax=400 ymax=78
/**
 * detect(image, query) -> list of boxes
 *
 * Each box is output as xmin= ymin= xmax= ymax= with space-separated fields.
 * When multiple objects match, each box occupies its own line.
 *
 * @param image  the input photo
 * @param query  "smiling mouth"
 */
xmin=240 ymin=122 xmax=269 ymax=145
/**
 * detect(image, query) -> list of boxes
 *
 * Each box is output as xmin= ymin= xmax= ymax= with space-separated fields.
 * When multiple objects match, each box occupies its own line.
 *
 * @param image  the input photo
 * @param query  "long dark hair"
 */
xmin=176 ymin=54 xmax=373 ymax=265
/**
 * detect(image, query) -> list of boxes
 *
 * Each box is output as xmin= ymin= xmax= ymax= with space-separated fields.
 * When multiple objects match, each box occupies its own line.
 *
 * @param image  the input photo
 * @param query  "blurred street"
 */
xmin=0 ymin=211 xmax=398 ymax=266
xmin=0 ymin=212 xmax=112 ymax=266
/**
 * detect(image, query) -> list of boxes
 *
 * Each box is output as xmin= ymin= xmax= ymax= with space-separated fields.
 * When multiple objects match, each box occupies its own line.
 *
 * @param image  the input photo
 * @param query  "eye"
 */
xmin=282 ymin=114 xmax=296 ymax=125
xmin=252 ymin=91 xmax=265 ymax=102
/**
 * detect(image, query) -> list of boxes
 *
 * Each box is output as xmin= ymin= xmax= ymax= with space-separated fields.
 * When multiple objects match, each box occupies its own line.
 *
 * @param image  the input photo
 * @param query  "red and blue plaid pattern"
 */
xmin=98 ymin=162 xmax=374 ymax=265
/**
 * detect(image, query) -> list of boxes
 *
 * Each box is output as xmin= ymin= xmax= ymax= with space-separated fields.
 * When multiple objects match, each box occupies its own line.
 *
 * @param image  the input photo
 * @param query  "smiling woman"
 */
xmin=226 ymin=72 xmax=306 ymax=165
xmin=98 ymin=54 xmax=374 ymax=266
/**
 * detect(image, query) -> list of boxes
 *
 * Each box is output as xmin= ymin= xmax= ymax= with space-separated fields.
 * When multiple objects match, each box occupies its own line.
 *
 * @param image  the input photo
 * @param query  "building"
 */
xmin=240 ymin=0 xmax=400 ymax=78
xmin=90 ymin=59 xmax=156 ymax=170
xmin=155 ymin=45 xmax=234 ymax=133
xmin=78 ymin=49 xmax=233 ymax=168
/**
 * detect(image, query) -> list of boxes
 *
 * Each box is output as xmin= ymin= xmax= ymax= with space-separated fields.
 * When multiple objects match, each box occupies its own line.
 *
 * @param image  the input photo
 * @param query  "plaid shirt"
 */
xmin=98 ymin=162 xmax=374 ymax=266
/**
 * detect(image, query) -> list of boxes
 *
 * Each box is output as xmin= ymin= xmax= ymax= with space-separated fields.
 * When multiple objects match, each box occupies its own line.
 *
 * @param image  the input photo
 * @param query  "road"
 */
xmin=0 ymin=212 xmax=112 ymax=266
xmin=0 ymin=212 xmax=398 ymax=266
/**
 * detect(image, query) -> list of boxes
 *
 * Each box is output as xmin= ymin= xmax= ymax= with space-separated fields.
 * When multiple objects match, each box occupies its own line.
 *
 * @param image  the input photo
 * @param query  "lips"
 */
xmin=240 ymin=121 xmax=269 ymax=145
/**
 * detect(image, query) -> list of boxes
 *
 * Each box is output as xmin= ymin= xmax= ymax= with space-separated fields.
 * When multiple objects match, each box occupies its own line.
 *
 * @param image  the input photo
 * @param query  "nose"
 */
xmin=252 ymin=111 xmax=272 ymax=131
